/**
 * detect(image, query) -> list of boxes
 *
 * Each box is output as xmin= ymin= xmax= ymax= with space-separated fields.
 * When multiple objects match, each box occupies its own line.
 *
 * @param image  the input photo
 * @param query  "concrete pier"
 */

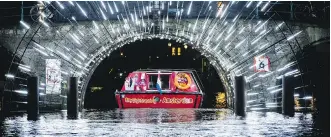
xmin=27 ymin=76 xmax=39 ymax=120
xmin=67 ymin=77 xmax=78 ymax=119
xmin=235 ymin=76 xmax=246 ymax=116
xmin=282 ymin=76 xmax=294 ymax=116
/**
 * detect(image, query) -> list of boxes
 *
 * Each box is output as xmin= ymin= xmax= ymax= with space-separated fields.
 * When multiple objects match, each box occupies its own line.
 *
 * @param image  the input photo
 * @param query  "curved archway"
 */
xmin=79 ymin=34 xmax=233 ymax=109
xmin=84 ymin=38 xmax=227 ymax=108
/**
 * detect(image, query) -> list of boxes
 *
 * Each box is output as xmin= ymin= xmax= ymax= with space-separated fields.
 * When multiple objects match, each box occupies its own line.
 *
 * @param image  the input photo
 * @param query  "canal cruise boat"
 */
xmin=115 ymin=69 xmax=204 ymax=108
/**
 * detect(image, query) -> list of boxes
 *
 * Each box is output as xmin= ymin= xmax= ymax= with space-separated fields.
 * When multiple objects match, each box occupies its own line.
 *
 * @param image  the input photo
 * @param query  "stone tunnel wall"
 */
xmin=0 ymin=18 xmax=329 ymax=110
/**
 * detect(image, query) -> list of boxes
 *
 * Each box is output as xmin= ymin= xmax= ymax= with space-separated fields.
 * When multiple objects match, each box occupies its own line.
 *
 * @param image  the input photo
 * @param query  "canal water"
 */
xmin=1 ymin=109 xmax=323 ymax=136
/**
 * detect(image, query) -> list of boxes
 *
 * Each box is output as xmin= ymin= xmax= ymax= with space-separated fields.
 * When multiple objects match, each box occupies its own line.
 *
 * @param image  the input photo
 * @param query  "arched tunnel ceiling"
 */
xmin=0 ymin=1 xmax=329 ymax=108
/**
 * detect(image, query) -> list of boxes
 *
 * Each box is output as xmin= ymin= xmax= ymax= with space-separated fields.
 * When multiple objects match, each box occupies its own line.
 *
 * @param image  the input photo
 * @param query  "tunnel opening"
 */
xmin=84 ymin=39 xmax=226 ymax=109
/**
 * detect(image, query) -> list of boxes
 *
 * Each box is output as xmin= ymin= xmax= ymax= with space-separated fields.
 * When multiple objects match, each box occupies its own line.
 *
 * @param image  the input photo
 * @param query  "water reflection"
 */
xmin=1 ymin=109 xmax=322 ymax=136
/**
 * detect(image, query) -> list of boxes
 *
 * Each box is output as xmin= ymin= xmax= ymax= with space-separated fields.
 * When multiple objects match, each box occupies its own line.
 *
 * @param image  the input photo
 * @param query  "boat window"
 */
xmin=148 ymin=74 xmax=170 ymax=90
xmin=160 ymin=75 xmax=170 ymax=89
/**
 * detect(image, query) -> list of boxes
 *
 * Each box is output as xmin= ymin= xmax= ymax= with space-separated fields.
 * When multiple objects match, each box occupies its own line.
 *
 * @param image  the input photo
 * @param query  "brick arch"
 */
xmin=79 ymin=33 xmax=233 ymax=110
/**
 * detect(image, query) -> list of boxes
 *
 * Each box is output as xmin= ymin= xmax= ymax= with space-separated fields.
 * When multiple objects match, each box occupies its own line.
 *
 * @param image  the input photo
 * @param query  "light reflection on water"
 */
xmin=1 ymin=109 xmax=322 ymax=137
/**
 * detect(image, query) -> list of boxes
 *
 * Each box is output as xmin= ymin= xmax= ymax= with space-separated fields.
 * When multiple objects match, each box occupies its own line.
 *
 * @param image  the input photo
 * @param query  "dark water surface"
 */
xmin=1 ymin=109 xmax=323 ymax=136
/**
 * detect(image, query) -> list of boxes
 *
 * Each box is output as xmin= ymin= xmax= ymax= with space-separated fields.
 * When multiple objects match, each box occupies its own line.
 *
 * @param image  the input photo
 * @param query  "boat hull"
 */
xmin=115 ymin=93 xmax=203 ymax=108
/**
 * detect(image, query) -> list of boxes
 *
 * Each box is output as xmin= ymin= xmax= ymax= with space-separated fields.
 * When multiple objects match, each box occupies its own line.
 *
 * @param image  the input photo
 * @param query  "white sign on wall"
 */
xmin=46 ymin=59 xmax=61 ymax=94
xmin=254 ymin=56 xmax=271 ymax=72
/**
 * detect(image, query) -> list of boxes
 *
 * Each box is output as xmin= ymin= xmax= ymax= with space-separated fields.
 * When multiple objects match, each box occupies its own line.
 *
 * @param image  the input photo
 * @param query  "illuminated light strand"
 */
xmin=224 ymin=42 xmax=231 ymax=49
xmin=72 ymin=33 xmax=80 ymax=41
xmin=76 ymin=54 xmax=85 ymax=60
xmin=220 ymin=4 xmax=229 ymax=18
xmin=55 ymin=1 xmax=64 ymax=9
xmin=247 ymin=92 xmax=259 ymax=96
xmin=108 ymin=2 xmax=114 ymax=14
xmin=270 ymin=88 xmax=282 ymax=93
xmin=232 ymin=14 xmax=239 ymax=22
xmin=247 ymin=100 xmax=257 ymax=103
xmin=161 ymin=1 xmax=164 ymax=10
xmin=294 ymin=73 xmax=302 ymax=77
xmin=113 ymin=1 xmax=118 ymax=12
xmin=216 ymin=30 xmax=226 ymax=41
xmin=245 ymin=72 xmax=259 ymax=81
xmin=259 ymin=72 xmax=273 ymax=78
xmin=202 ymin=17 xmax=209 ymax=30
xmin=40 ymin=20 xmax=50 ymax=28
xmin=251 ymin=30 xmax=270 ymax=45
xmin=250 ymin=107 xmax=269 ymax=111
xmin=284 ymin=69 xmax=300 ymax=76
xmin=33 ymin=47 xmax=49 ymax=56
xmin=33 ymin=42 xmax=45 ymax=50
xmin=92 ymin=21 xmax=99 ymax=30
xmin=234 ymin=39 xmax=246 ymax=48
xmin=100 ymin=9 xmax=107 ymax=20
xmin=294 ymin=85 xmax=309 ymax=90
xmin=276 ymin=76 xmax=282 ymax=79
xmin=266 ymin=105 xmax=280 ymax=108
xmin=259 ymin=29 xmax=266 ymax=36
xmin=239 ymin=26 xmax=245 ymax=34
xmin=100 ymin=1 xmax=107 ymax=11
xmin=68 ymin=1 xmax=74 ymax=6
xmin=256 ymin=1 xmax=263 ymax=7
xmin=267 ymin=85 xmax=281 ymax=90
xmin=277 ymin=61 xmax=296 ymax=72
xmin=227 ymin=24 xmax=235 ymax=33
xmin=78 ymin=30 xmax=84 ymax=37
xmin=287 ymin=31 xmax=303 ymax=41
xmin=246 ymin=1 xmax=253 ymax=8
xmin=253 ymin=84 xmax=260 ymax=88
xmin=224 ymin=30 xmax=235 ymax=41
xmin=247 ymin=104 xmax=264 ymax=108
xmin=18 ymin=64 xmax=31 ymax=69
xmin=73 ymin=58 xmax=82 ymax=65
xmin=258 ymin=43 xmax=269 ymax=50
xmin=77 ymin=3 xmax=87 ymax=17
xmin=74 ymin=63 xmax=83 ymax=69
xmin=56 ymin=50 xmax=70 ymax=61
xmin=142 ymin=6 xmax=146 ymax=16
xmin=303 ymin=96 xmax=313 ymax=100
xmin=61 ymin=70 xmax=68 ymax=75
xmin=162 ymin=17 xmax=165 ymax=30
xmin=242 ymin=51 xmax=249 ymax=57
xmin=255 ymin=20 xmax=268 ymax=33
xmin=276 ymin=69 xmax=300 ymax=79
xmin=254 ymin=21 xmax=262 ymax=28
xmin=70 ymin=33 xmax=80 ymax=44
xmin=20 ymin=20 xmax=30 ymax=29
xmin=77 ymin=49 xmax=87 ymax=58
xmin=275 ymin=22 xmax=284 ymax=30
xmin=18 ymin=66 xmax=31 ymax=72
xmin=60 ymin=95 xmax=67 ymax=98
xmin=5 ymin=74 xmax=15 ymax=78
xmin=261 ymin=1 xmax=270 ymax=12
xmin=14 ymin=90 xmax=28 ymax=94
